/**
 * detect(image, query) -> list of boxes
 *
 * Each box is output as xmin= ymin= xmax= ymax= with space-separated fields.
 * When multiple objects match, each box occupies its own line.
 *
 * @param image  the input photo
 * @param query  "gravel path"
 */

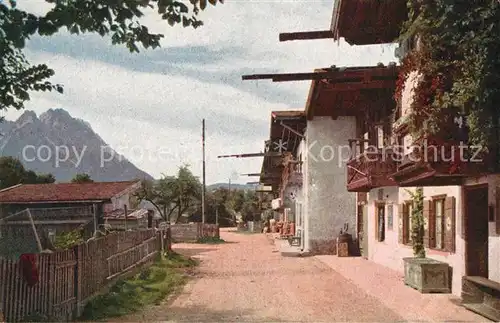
xmin=117 ymin=229 xmax=404 ymax=322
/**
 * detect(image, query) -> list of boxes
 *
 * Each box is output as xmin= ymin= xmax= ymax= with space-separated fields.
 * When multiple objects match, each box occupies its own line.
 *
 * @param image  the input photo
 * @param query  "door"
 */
xmin=357 ymin=204 xmax=368 ymax=258
xmin=464 ymin=185 xmax=489 ymax=277
xmin=376 ymin=203 xmax=385 ymax=242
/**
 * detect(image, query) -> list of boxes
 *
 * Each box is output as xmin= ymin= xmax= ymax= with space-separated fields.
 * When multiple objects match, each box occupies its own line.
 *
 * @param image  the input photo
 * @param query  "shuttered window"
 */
xmin=427 ymin=195 xmax=456 ymax=252
xmin=401 ymin=202 xmax=412 ymax=245
xmin=434 ymin=199 xmax=444 ymax=249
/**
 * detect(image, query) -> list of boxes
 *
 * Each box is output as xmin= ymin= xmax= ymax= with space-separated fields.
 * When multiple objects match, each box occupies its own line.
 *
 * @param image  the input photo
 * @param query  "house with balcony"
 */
xmin=251 ymin=2 xmax=500 ymax=318
xmin=318 ymin=1 xmax=500 ymax=316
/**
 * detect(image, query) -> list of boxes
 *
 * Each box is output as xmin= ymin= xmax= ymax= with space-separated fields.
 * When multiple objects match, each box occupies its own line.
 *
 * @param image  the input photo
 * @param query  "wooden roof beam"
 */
xmin=279 ymin=30 xmax=334 ymax=42
xmin=217 ymin=152 xmax=282 ymax=158
xmin=242 ymin=68 xmax=398 ymax=83
xmin=243 ymin=173 xmax=281 ymax=177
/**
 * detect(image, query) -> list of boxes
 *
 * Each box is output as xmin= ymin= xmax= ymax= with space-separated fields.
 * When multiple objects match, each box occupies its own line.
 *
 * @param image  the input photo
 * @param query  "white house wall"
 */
xmin=365 ymin=186 xmax=464 ymax=296
xmin=305 ymin=116 xmax=356 ymax=254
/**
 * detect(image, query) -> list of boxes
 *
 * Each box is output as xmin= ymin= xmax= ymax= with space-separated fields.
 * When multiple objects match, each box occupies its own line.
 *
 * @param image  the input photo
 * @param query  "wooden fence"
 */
xmin=0 ymin=229 xmax=163 ymax=322
xmin=170 ymin=223 xmax=219 ymax=243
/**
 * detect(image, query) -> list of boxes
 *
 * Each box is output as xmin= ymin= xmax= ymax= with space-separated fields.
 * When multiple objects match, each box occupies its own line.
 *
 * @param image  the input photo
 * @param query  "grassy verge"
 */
xmin=79 ymin=252 xmax=198 ymax=321
xmin=196 ymin=236 xmax=226 ymax=244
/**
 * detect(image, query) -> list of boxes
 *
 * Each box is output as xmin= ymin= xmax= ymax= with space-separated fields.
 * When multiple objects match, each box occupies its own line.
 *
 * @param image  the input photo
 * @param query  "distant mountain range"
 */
xmin=0 ymin=109 xmax=153 ymax=182
xmin=207 ymin=182 xmax=257 ymax=191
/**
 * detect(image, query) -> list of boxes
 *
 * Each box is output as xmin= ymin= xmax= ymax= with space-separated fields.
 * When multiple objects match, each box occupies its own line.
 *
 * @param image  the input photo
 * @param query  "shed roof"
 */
xmin=0 ymin=181 xmax=140 ymax=204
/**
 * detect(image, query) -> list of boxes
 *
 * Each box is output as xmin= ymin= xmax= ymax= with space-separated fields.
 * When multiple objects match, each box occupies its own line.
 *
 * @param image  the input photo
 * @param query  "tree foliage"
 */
xmin=71 ymin=173 xmax=93 ymax=183
xmin=0 ymin=156 xmax=55 ymax=189
xmin=190 ymin=187 xmax=260 ymax=226
xmin=0 ymin=0 xmax=222 ymax=111
xmin=407 ymin=187 xmax=425 ymax=258
xmin=397 ymin=1 xmax=500 ymax=168
xmin=136 ymin=164 xmax=201 ymax=223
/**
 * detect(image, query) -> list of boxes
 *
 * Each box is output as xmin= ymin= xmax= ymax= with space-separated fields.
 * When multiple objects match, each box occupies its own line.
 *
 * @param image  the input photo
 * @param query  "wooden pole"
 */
xmin=202 ymin=119 xmax=206 ymax=224
xmin=279 ymin=30 xmax=334 ymax=42
xmin=124 ymin=204 xmax=128 ymax=231
xmin=27 ymin=209 xmax=43 ymax=252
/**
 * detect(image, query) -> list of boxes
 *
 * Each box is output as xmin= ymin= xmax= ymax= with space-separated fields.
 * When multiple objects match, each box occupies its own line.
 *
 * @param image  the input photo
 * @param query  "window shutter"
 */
xmin=444 ymin=196 xmax=456 ymax=252
xmin=398 ymin=204 xmax=404 ymax=244
xmin=423 ymin=200 xmax=431 ymax=248
xmin=429 ymin=200 xmax=436 ymax=248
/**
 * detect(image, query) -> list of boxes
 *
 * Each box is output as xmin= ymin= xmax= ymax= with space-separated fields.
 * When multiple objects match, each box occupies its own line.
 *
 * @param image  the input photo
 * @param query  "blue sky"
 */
xmin=6 ymin=0 xmax=397 ymax=184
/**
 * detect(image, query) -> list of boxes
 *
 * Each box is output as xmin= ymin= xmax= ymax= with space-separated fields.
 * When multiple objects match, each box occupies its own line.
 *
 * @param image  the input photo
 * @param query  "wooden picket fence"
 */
xmin=0 ymin=229 xmax=163 ymax=322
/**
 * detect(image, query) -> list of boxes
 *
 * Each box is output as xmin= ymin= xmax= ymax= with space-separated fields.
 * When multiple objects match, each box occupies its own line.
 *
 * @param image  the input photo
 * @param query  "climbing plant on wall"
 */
xmin=407 ymin=187 xmax=425 ymax=258
xmin=396 ymin=1 xmax=500 ymax=168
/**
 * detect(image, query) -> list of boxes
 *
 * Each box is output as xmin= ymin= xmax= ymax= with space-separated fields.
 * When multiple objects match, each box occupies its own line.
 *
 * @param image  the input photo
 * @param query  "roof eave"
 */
xmin=0 ymin=199 xmax=108 ymax=204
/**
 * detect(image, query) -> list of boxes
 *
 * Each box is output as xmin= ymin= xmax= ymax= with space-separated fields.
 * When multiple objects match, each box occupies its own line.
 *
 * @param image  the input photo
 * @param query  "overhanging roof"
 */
xmin=304 ymin=65 xmax=399 ymax=120
xmin=278 ymin=0 xmax=407 ymax=45
xmin=259 ymin=111 xmax=306 ymax=188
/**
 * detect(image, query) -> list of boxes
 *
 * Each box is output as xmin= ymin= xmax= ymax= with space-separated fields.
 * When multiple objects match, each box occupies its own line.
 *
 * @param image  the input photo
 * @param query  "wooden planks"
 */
xmin=0 ymin=229 xmax=159 ymax=322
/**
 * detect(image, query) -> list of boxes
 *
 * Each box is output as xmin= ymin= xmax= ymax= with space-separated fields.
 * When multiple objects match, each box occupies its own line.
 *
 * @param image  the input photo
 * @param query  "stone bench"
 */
xmin=462 ymin=276 xmax=500 ymax=321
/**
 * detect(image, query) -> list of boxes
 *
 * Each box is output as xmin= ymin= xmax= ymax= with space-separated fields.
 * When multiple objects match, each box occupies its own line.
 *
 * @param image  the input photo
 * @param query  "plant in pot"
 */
xmin=403 ymin=187 xmax=451 ymax=293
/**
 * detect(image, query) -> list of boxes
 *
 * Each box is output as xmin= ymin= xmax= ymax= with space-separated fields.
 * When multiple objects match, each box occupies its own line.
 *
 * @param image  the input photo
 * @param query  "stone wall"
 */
xmin=171 ymin=223 xmax=220 ymax=242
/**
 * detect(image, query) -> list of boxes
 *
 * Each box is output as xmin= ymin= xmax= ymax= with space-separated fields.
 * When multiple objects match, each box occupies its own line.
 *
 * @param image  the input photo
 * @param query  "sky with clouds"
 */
xmin=5 ymin=0 xmax=397 ymax=185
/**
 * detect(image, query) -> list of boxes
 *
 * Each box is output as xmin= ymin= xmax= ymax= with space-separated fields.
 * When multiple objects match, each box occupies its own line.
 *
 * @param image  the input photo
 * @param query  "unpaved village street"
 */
xmin=116 ymin=229 xmax=485 ymax=322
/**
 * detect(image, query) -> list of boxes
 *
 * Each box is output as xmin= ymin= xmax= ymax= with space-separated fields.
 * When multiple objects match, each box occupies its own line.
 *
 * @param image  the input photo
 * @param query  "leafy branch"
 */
xmin=0 ymin=0 xmax=222 ymax=111
xmin=406 ymin=187 xmax=425 ymax=258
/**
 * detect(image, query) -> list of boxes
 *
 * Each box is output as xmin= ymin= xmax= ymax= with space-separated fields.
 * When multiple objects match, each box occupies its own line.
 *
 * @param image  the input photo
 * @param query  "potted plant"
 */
xmin=403 ymin=187 xmax=451 ymax=293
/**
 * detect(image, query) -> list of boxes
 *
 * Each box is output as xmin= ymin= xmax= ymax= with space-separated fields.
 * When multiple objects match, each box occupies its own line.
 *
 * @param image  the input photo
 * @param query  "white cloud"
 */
xmin=8 ymin=0 xmax=398 ymax=184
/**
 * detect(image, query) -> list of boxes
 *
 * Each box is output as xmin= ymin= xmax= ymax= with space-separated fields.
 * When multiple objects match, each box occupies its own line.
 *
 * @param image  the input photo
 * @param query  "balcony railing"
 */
xmin=391 ymin=129 xmax=489 ymax=186
xmin=346 ymin=149 xmax=397 ymax=192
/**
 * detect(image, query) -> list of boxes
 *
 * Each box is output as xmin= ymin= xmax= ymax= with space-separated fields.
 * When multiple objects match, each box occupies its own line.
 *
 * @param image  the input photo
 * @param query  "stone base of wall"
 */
xmin=309 ymin=239 xmax=337 ymax=255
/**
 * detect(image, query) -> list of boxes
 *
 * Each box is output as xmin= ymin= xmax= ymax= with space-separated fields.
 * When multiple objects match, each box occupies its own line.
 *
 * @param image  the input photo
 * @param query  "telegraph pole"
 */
xmin=202 ymin=119 xmax=206 ymax=224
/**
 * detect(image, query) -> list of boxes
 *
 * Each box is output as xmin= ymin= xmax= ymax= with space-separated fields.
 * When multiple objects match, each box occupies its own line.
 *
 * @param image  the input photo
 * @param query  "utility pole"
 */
xmin=202 ymin=119 xmax=206 ymax=224
xmin=216 ymin=206 xmax=219 ymax=225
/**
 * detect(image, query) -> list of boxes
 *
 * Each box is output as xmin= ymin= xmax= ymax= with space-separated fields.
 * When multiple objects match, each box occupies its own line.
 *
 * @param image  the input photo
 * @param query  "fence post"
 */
xmin=73 ymin=245 xmax=82 ymax=319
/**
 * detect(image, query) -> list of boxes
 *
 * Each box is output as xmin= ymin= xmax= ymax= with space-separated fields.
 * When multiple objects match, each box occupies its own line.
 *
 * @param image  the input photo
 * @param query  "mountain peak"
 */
xmin=0 ymin=109 xmax=154 ymax=182
xmin=16 ymin=110 xmax=38 ymax=126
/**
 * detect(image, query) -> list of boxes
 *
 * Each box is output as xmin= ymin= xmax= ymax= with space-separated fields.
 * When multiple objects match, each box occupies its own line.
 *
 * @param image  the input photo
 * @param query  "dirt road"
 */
xmin=119 ymin=229 xmax=409 ymax=322
xmin=115 ymin=229 xmax=484 ymax=322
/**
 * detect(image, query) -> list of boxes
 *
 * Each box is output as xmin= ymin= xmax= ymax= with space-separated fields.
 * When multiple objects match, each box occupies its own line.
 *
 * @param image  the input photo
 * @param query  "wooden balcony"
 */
xmin=346 ymin=149 xmax=397 ymax=192
xmin=391 ymin=138 xmax=488 ymax=187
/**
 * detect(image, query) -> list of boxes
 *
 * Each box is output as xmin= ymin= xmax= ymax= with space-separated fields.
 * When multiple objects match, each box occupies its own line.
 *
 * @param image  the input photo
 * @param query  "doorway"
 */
xmin=357 ymin=204 xmax=368 ymax=258
xmin=376 ymin=203 xmax=385 ymax=242
xmin=464 ymin=184 xmax=489 ymax=277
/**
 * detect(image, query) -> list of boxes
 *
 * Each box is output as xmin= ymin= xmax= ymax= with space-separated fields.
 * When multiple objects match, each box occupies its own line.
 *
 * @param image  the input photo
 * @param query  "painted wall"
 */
xmin=305 ymin=116 xmax=356 ymax=254
xmin=365 ymin=185 xmax=465 ymax=296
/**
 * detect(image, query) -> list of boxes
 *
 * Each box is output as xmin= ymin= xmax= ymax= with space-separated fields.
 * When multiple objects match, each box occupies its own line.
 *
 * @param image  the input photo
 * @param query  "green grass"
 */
xmin=196 ymin=236 xmax=226 ymax=244
xmin=79 ymin=252 xmax=198 ymax=321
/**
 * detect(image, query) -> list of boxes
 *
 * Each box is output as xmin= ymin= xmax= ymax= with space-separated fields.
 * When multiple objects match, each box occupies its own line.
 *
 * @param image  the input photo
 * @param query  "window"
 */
xmin=376 ymin=203 xmax=385 ymax=242
xmin=377 ymin=126 xmax=384 ymax=149
xmin=432 ymin=197 xmax=445 ymax=250
xmin=298 ymin=154 xmax=303 ymax=173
